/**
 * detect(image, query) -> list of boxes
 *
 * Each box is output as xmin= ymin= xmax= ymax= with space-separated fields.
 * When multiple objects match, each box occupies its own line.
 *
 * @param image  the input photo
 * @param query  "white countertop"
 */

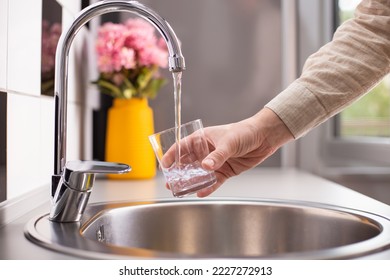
xmin=1 ymin=168 xmax=389 ymax=259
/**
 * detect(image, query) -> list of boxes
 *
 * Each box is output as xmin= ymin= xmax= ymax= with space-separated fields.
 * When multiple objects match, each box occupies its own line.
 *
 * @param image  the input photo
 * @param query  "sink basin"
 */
xmin=25 ymin=199 xmax=390 ymax=259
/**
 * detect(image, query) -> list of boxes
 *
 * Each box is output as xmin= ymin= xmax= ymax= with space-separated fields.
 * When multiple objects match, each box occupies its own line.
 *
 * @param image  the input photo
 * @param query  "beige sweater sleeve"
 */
xmin=266 ymin=0 xmax=390 ymax=139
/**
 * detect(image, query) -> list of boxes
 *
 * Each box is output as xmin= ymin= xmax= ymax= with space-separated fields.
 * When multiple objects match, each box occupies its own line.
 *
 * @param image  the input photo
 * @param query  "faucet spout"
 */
xmin=54 ymin=0 xmax=185 ymax=177
xmin=50 ymin=0 xmax=185 ymax=222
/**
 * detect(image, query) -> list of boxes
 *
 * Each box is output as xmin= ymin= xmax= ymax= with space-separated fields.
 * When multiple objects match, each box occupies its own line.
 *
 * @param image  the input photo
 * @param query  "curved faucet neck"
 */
xmin=53 ymin=0 xmax=185 ymax=176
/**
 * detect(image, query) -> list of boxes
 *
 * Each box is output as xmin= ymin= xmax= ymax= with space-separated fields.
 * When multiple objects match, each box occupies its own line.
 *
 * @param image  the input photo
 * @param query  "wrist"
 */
xmin=247 ymin=107 xmax=294 ymax=152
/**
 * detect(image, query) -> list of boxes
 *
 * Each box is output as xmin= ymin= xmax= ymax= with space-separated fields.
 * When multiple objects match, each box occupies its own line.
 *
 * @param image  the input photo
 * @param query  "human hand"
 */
xmin=196 ymin=108 xmax=294 ymax=197
xmin=160 ymin=108 xmax=293 ymax=197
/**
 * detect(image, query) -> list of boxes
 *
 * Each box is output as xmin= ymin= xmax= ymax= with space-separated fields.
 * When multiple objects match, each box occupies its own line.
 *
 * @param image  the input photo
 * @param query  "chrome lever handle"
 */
xmin=64 ymin=160 xmax=131 ymax=174
xmin=63 ymin=160 xmax=131 ymax=191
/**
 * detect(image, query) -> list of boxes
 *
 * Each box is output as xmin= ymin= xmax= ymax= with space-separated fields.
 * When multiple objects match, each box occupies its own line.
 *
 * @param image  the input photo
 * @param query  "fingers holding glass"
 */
xmin=149 ymin=119 xmax=217 ymax=197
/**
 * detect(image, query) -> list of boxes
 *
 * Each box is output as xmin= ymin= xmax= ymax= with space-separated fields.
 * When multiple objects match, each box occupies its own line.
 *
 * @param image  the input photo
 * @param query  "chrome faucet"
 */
xmin=49 ymin=0 xmax=186 ymax=223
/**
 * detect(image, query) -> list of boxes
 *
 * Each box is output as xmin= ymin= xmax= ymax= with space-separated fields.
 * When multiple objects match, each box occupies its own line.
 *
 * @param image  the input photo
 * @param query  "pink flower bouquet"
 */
xmin=94 ymin=18 xmax=168 ymax=99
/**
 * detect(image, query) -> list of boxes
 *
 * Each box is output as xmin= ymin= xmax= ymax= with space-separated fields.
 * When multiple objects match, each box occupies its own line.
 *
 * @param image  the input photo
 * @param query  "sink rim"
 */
xmin=25 ymin=198 xmax=390 ymax=259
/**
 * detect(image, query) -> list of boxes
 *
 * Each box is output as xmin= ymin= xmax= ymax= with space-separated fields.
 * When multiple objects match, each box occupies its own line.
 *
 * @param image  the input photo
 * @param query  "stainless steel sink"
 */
xmin=25 ymin=199 xmax=390 ymax=259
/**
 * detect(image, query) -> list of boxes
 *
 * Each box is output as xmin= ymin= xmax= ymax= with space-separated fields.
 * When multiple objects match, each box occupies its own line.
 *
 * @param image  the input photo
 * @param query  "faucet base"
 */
xmin=49 ymin=181 xmax=91 ymax=223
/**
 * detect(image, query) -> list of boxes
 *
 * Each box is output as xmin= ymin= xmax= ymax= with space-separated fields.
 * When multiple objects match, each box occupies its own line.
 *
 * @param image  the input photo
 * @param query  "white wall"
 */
xmin=3 ymin=0 xmax=94 ymax=199
xmin=0 ymin=0 xmax=8 ymax=90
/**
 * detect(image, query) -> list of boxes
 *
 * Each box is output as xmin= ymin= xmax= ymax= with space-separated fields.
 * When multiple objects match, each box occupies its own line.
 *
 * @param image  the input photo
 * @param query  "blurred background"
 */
xmin=93 ymin=0 xmax=283 ymax=167
xmin=0 ymin=0 xmax=389 ymax=204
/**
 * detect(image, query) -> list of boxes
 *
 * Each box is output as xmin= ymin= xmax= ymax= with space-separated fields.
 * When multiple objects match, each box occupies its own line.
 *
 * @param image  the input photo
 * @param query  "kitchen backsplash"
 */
xmin=0 ymin=0 xmax=98 ymax=201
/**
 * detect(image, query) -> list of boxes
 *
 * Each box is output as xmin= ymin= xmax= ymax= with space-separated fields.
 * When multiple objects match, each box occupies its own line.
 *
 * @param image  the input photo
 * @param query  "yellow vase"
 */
xmin=105 ymin=98 xmax=156 ymax=179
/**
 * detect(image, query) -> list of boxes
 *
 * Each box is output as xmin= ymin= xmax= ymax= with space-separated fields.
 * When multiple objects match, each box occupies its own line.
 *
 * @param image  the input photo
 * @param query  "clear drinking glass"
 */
xmin=149 ymin=119 xmax=217 ymax=197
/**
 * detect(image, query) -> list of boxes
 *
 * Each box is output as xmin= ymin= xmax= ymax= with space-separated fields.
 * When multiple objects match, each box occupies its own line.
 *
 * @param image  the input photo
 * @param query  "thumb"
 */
xmin=202 ymin=147 xmax=231 ymax=171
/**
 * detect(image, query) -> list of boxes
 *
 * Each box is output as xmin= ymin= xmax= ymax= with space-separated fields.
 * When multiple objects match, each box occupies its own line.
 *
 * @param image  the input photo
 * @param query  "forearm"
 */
xmin=266 ymin=0 xmax=390 ymax=138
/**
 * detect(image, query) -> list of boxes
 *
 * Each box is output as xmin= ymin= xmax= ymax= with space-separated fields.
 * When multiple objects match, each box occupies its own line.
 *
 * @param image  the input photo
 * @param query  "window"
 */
xmin=336 ymin=0 xmax=390 ymax=138
xmin=297 ymin=0 xmax=390 ymax=175
xmin=316 ymin=0 xmax=390 ymax=170
xmin=293 ymin=0 xmax=390 ymax=205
